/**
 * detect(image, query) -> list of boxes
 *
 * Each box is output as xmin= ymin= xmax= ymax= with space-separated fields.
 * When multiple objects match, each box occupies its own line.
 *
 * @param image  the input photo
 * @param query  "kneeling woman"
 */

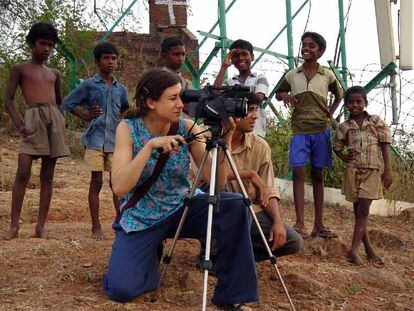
xmin=103 ymin=68 xmax=258 ymax=310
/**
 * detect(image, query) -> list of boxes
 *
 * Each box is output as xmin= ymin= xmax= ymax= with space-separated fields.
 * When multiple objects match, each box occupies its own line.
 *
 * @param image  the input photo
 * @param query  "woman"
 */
xmin=103 ymin=68 xmax=258 ymax=310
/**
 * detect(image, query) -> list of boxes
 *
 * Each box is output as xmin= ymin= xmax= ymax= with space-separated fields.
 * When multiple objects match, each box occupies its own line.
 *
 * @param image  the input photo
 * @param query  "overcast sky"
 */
xmin=117 ymin=0 xmax=413 ymax=128
xmin=183 ymin=0 xmax=414 ymax=128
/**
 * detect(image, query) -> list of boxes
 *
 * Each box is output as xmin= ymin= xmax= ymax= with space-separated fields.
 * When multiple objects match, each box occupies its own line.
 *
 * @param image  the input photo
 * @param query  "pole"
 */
xmin=338 ymin=0 xmax=348 ymax=88
xmin=390 ymin=70 xmax=399 ymax=124
xmin=285 ymin=0 xmax=295 ymax=70
xmin=218 ymin=0 xmax=228 ymax=67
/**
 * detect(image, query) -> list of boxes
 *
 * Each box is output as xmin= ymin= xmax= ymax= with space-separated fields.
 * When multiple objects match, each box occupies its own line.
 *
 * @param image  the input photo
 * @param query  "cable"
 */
xmin=295 ymin=0 xmax=312 ymax=67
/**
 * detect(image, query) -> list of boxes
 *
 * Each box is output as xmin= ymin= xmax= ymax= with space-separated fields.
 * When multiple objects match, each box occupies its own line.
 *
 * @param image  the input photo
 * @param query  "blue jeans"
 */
xmin=103 ymin=192 xmax=258 ymax=304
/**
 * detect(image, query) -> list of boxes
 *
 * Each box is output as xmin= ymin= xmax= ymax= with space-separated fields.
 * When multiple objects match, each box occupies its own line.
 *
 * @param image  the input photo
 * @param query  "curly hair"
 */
xmin=93 ymin=41 xmax=119 ymax=61
xmin=26 ymin=22 xmax=59 ymax=46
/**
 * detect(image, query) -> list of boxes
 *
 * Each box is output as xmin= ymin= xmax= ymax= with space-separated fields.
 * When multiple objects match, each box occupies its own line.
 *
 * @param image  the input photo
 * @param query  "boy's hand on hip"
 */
xmin=279 ymin=93 xmax=297 ymax=108
xmin=346 ymin=149 xmax=357 ymax=162
xmin=87 ymin=106 xmax=102 ymax=120
xmin=18 ymin=126 xmax=35 ymax=138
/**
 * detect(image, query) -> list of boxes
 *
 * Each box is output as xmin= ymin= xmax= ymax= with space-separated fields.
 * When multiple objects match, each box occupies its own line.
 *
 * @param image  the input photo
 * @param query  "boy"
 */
xmin=4 ymin=22 xmax=70 ymax=239
xmin=276 ymin=32 xmax=343 ymax=239
xmin=198 ymin=99 xmax=303 ymax=268
xmin=61 ymin=41 xmax=129 ymax=239
xmin=333 ymin=86 xmax=392 ymax=266
xmin=214 ymin=39 xmax=269 ymax=137
xmin=228 ymin=100 xmax=303 ymax=261
xmin=160 ymin=36 xmax=192 ymax=90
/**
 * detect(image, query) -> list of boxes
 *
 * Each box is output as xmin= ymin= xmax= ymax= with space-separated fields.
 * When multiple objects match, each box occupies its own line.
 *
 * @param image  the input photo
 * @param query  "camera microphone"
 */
xmin=230 ymin=85 xmax=255 ymax=93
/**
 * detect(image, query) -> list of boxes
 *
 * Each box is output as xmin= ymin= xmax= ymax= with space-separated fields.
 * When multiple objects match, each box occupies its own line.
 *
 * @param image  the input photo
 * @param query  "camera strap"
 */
xmin=116 ymin=121 xmax=179 ymax=220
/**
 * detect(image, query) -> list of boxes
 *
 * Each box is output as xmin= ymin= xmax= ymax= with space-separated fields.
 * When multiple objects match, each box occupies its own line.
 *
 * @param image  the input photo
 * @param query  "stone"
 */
xmin=399 ymin=208 xmax=414 ymax=221
xmin=358 ymin=268 xmax=405 ymax=290
xmin=283 ymin=273 xmax=325 ymax=293
xmin=304 ymin=237 xmax=348 ymax=258
xmin=369 ymin=229 xmax=405 ymax=250
xmin=179 ymin=290 xmax=199 ymax=306
xmin=177 ymin=271 xmax=199 ymax=291
xmin=384 ymin=301 xmax=414 ymax=311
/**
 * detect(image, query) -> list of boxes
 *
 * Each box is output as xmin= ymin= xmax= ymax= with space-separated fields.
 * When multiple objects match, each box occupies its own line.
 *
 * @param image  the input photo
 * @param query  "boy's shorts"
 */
xmin=84 ymin=149 xmax=113 ymax=172
xmin=288 ymin=129 xmax=332 ymax=168
xmin=19 ymin=103 xmax=70 ymax=158
xmin=342 ymin=167 xmax=383 ymax=203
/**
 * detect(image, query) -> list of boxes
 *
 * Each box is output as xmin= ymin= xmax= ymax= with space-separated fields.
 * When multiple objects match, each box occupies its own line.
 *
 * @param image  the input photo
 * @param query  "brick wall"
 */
xmin=94 ymin=0 xmax=198 ymax=101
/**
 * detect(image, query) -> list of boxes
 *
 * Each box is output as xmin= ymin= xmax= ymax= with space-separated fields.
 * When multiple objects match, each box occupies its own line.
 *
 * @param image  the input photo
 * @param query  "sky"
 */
xmin=183 ymin=0 xmax=414 ymax=130
xmin=103 ymin=0 xmax=414 ymax=131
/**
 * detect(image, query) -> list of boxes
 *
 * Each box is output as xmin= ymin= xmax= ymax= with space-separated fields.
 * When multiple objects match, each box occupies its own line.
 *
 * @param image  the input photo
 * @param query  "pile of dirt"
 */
xmin=1 ymin=134 xmax=413 ymax=310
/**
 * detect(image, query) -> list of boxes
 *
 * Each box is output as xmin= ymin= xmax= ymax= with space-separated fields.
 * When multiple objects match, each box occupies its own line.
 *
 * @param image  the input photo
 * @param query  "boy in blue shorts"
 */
xmin=61 ymin=41 xmax=130 ymax=239
xmin=276 ymin=32 xmax=343 ymax=239
xmin=333 ymin=86 xmax=392 ymax=265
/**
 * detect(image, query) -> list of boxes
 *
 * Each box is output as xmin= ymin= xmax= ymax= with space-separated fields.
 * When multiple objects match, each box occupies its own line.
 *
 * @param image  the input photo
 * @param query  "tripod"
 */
xmin=151 ymin=125 xmax=296 ymax=311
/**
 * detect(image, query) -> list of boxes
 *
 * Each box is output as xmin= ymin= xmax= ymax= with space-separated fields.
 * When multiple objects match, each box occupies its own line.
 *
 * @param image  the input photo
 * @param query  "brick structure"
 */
xmin=99 ymin=0 xmax=198 ymax=97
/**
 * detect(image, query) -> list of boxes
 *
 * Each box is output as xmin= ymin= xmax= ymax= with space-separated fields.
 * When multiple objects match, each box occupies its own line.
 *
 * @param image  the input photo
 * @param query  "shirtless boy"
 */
xmin=4 ymin=22 xmax=70 ymax=239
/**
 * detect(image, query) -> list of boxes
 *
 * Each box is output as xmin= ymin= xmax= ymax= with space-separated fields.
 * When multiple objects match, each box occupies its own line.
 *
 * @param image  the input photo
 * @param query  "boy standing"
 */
xmin=276 ymin=32 xmax=343 ymax=239
xmin=4 ymin=22 xmax=70 ymax=239
xmin=160 ymin=36 xmax=193 ymax=90
xmin=214 ymin=39 xmax=269 ymax=137
xmin=61 ymin=41 xmax=129 ymax=239
xmin=333 ymin=86 xmax=392 ymax=265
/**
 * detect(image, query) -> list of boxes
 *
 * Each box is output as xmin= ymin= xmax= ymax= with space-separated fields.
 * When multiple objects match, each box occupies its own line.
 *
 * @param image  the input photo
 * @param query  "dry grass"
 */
xmin=0 ymin=134 xmax=413 ymax=310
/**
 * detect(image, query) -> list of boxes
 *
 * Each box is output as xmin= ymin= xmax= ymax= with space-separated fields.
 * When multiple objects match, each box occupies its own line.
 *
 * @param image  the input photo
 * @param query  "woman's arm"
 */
xmin=112 ymin=121 xmax=187 ymax=197
xmin=111 ymin=121 xmax=153 ymax=197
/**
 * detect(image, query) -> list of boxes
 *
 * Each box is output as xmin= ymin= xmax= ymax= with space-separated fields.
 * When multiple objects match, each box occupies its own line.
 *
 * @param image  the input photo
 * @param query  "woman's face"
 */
xmin=148 ymin=82 xmax=183 ymax=122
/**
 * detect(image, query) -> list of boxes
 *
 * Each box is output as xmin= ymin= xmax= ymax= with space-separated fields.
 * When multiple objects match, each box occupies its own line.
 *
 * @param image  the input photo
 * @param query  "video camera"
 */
xmin=181 ymin=84 xmax=253 ymax=130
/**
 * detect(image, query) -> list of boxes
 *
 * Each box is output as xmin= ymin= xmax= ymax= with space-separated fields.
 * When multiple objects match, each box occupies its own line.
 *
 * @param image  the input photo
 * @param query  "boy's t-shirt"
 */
xmin=224 ymin=72 xmax=269 ymax=137
xmin=61 ymin=75 xmax=129 ymax=152
xmin=333 ymin=112 xmax=391 ymax=170
xmin=228 ymin=132 xmax=280 ymax=213
xmin=276 ymin=64 xmax=342 ymax=134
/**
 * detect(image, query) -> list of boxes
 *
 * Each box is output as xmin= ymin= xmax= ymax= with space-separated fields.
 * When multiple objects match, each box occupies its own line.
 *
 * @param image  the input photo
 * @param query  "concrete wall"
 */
xmin=275 ymin=178 xmax=414 ymax=217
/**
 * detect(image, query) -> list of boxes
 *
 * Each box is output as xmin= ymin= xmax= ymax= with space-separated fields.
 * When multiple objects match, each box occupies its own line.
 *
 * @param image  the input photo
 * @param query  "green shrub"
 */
xmin=266 ymin=114 xmax=345 ymax=188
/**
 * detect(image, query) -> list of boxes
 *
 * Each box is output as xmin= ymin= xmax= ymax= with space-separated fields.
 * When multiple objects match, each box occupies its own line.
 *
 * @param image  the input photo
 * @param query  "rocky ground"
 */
xmin=0 ymin=134 xmax=413 ymax=311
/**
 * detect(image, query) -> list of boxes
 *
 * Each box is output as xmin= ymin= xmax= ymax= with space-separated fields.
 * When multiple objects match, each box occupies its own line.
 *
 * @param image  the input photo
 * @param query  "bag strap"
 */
xmin=117 ymin=122 xmax=180 ymax=218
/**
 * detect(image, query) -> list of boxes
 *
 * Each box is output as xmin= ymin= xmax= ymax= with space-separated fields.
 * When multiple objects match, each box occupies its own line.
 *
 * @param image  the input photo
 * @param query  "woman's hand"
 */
xmin=148 ymin=135 xmax=186 ymax=153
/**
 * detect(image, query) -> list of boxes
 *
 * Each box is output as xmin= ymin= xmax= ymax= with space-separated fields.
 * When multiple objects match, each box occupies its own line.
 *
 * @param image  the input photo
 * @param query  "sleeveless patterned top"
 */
xmin=119 ymin=117 xmax=193 ymax=233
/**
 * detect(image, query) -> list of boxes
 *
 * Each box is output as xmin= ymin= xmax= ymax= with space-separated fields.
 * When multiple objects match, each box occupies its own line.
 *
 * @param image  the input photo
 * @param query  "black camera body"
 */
xmin=181 ymin=85 xmax=252 ymax=129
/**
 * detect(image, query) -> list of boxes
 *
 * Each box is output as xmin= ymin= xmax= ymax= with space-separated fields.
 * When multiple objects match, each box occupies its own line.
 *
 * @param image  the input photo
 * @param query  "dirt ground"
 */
xmin=1 ymin=134 xmax=413 ymax=311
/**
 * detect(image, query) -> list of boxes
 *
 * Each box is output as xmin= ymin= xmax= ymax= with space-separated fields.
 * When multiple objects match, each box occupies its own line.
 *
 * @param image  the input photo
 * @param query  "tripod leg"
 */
xmin=223 ymin=148 xmax=297 ymax=311
xmin=201 ymin=146 xmax=219 ymax=311
xmin=151 ymin=149 xmax=210 ymax=303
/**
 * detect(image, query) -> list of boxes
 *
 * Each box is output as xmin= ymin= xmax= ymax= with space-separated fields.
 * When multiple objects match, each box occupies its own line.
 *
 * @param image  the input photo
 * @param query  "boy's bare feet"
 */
xmin=4 ymin=226 xmax=19 ymax=240
xmin=91 ymin=227 xmax=105 ymax=240
xmin=347 ymin=250 xmax=364 ymax=266
xmin=366 ymin=250 xmax=384 ymax=265
xmin=33 ymin=226 xmax=47 ymax=238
